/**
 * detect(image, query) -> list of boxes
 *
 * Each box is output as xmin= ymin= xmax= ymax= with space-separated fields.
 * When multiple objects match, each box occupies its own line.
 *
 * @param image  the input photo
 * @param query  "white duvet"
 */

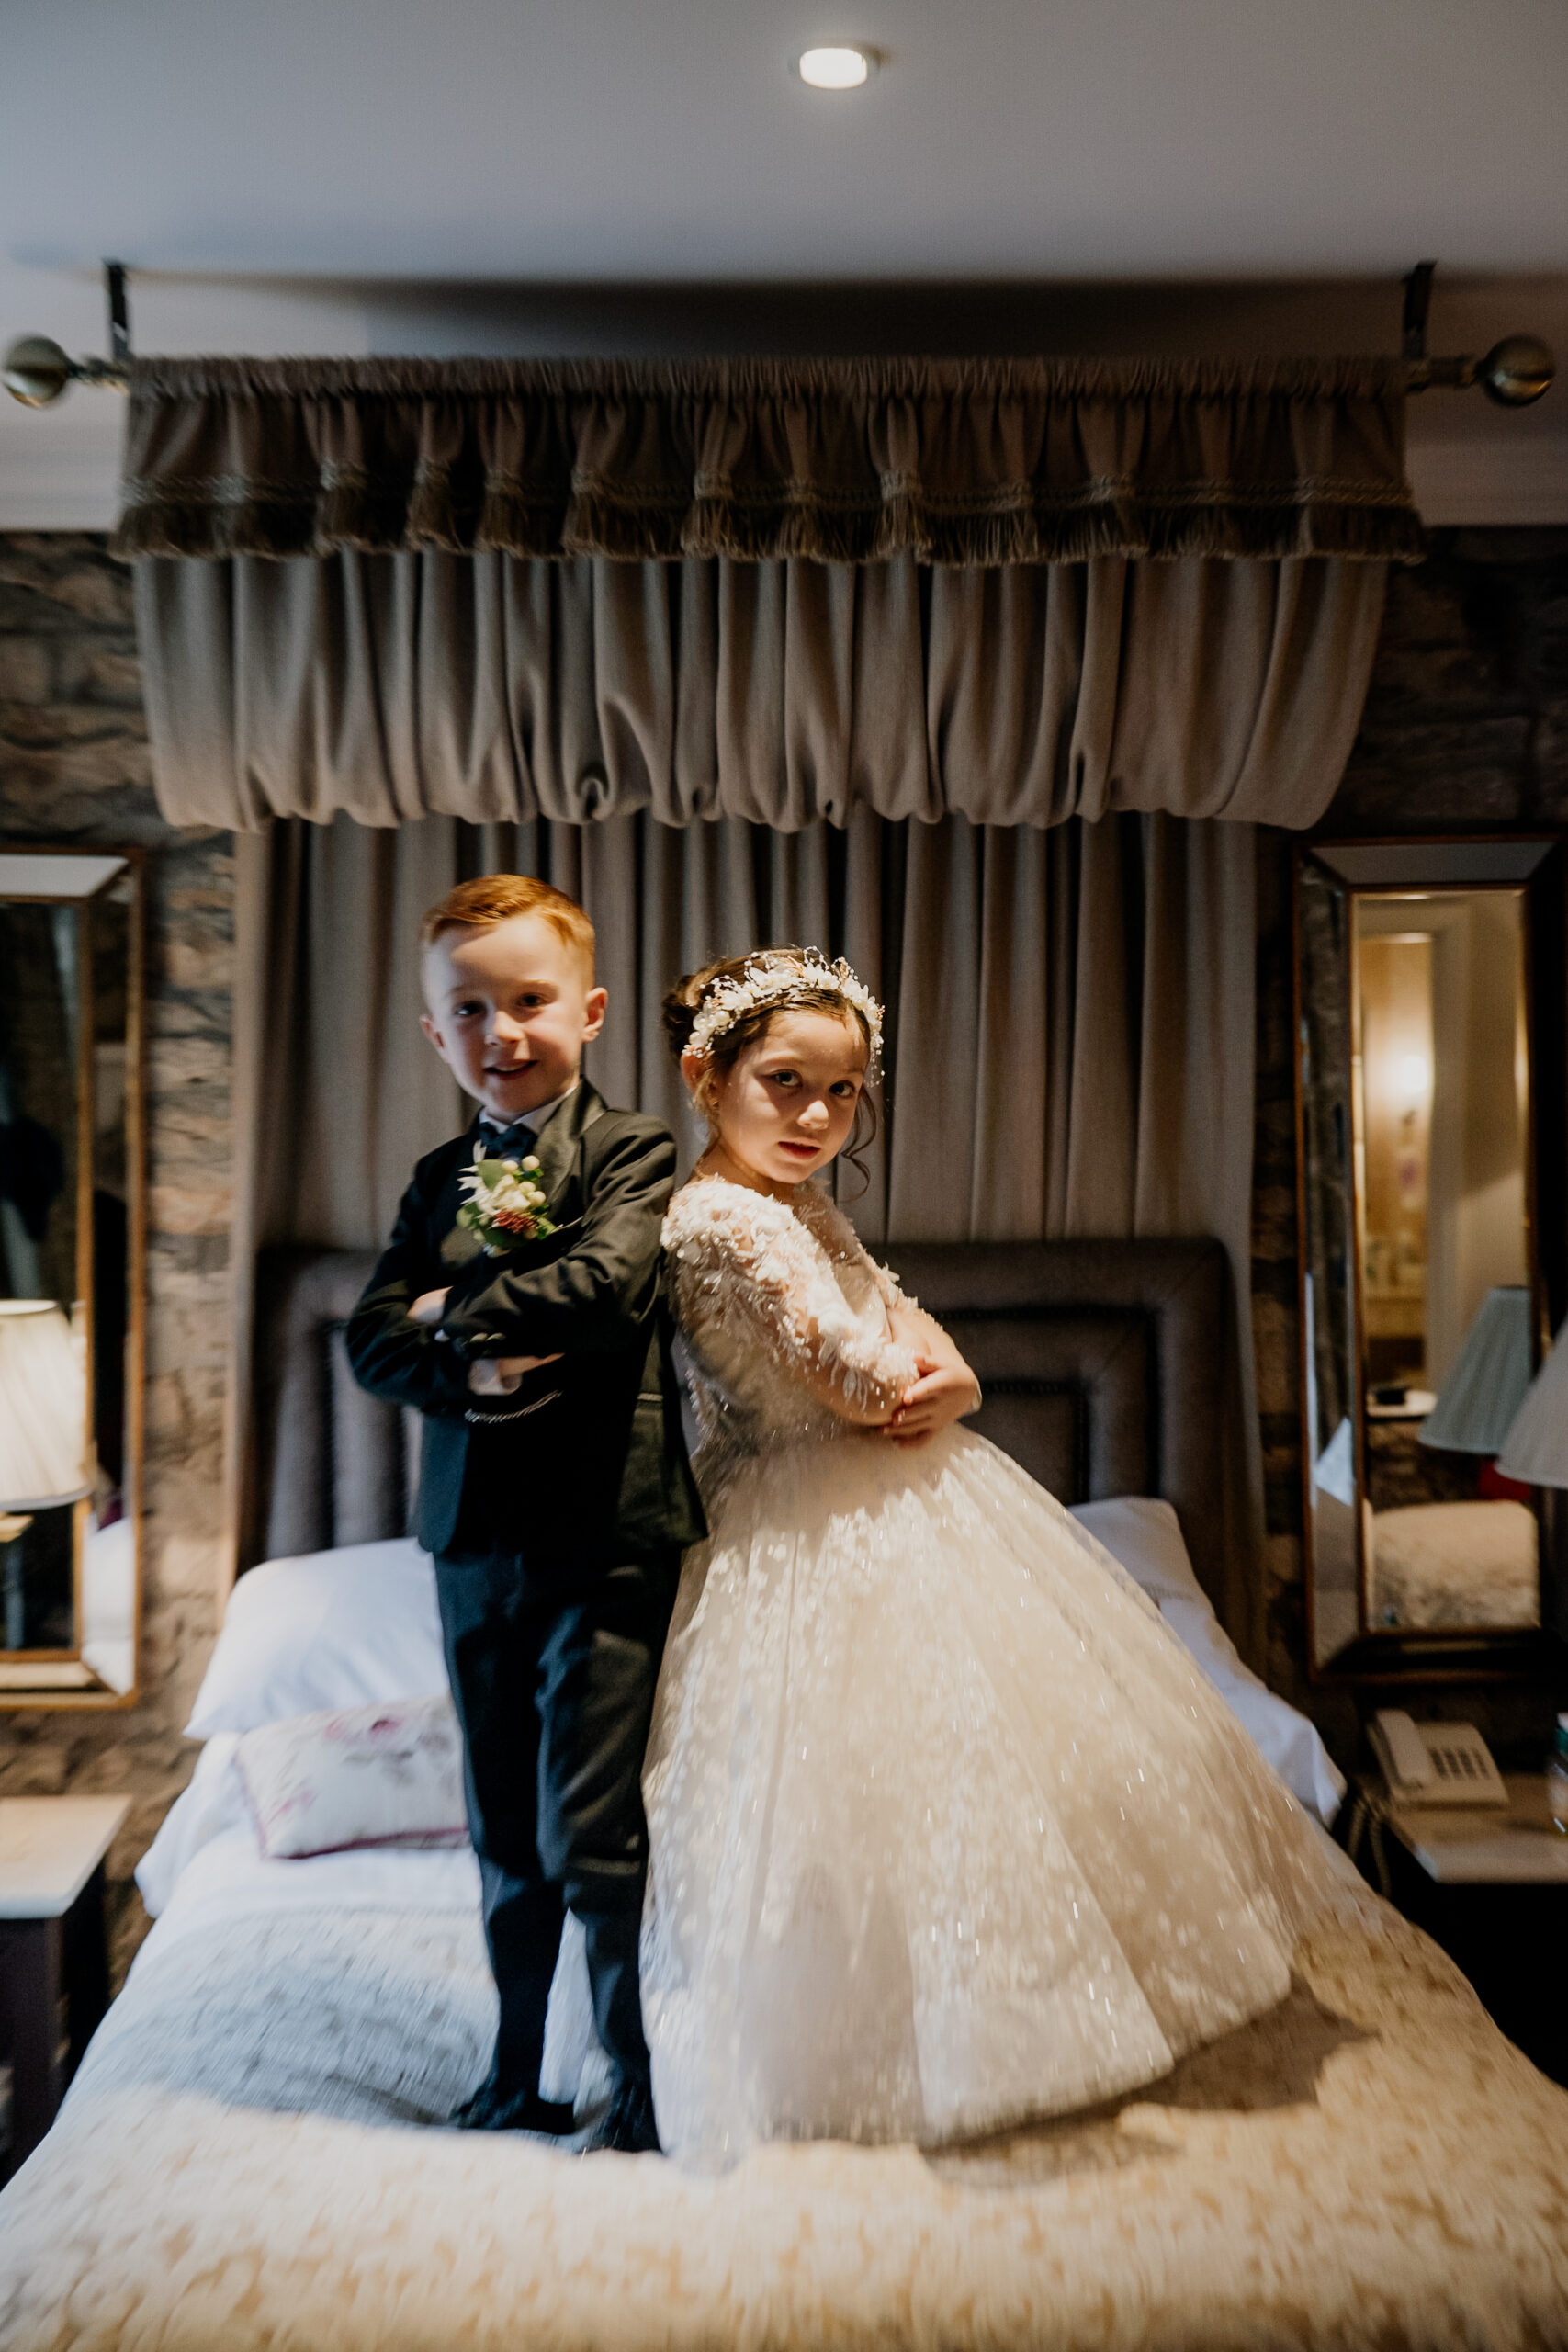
xmin=5 ymin=1544 xmax=1567 ymax=2348
xmin=77 ymin=1815 xmax=491 ymax=2130
xmin=7 ymin=1856 xmax=1568 ymax=2352
xmin=87 ymin=1742 xmax=608 ymax=2132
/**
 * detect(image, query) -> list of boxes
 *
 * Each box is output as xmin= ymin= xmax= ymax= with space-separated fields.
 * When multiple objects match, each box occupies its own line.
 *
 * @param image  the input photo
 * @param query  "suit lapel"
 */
xmin=526 ymin=1079 xmax=606 ymax=1221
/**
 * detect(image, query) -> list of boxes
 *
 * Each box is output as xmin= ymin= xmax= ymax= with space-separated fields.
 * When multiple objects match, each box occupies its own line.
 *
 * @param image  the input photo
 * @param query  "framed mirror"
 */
xmin=0 ymin=848 xmax=143 ymax=1706
xmin=1295 ymin=836 xmax=1568 ymax=1679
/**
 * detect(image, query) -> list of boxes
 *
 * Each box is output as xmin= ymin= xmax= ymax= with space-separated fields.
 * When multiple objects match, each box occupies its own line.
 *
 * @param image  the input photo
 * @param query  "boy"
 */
xmin=347 ymin=875 xmax=705 ymax=2154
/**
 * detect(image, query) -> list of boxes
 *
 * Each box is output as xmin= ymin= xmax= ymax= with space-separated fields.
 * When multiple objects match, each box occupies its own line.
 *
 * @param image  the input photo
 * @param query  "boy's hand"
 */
xmin=409 ymin=1288 xmax=560 ymax=1390
xmin=468 ymin=1353 xmax=563 ymax=1396
xmin=883 ymin=1355 xmax=980 ymax=1449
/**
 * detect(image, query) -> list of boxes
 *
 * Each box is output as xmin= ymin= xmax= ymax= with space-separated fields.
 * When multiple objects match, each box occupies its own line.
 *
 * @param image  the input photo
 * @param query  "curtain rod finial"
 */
xmin=1480 ymin=334 xmax=1555 ymax=409
xmin=3 ymin=335 xmax=73 ymax=407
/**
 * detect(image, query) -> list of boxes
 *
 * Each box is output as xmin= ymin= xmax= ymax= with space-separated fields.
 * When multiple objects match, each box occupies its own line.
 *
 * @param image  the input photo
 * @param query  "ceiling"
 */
xmin=3 ymin=0 xmax=1566 ymax=528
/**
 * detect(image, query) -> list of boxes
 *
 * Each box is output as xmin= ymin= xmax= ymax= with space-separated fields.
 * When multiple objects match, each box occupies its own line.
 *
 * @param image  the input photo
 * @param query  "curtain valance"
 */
xmin=113 ymin=353 xmax=1424 ymax=569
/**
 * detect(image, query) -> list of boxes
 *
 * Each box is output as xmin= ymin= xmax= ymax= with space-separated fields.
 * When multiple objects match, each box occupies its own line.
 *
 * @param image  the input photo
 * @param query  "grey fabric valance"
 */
xmin=134 ymin=548 xmax=1387 ymax=831
xmin=113 ymin=353 xmax=1424 ymax=568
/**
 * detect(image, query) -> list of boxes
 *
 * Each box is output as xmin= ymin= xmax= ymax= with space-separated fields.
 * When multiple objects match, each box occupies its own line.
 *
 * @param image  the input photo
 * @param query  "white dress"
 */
xmin=549 ymin=1177 xmax=1345 ymax=2166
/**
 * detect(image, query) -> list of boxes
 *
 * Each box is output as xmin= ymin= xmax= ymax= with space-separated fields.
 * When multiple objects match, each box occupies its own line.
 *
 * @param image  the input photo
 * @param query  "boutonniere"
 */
xmin=456 ymin=1150 xmax=558 ymax=1255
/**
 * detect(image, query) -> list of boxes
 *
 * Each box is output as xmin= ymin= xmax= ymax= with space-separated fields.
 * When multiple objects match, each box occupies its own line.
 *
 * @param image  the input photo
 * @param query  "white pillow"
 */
xmin=236 ymin=1692 xmax=468 ymax=1860
xmin=1156 ymin=1596 xmax=1347 ymax=1828
xmin=1069 ymin=1495 xmax=1347 ymax=1826
xmin=185 ymin=1537 xmax=446 ymax=1739
xmin=135 ymin=1733 xmax=246 ymax=1917
xmin=1069 ymin=1496 xmax=1210 ymax=1606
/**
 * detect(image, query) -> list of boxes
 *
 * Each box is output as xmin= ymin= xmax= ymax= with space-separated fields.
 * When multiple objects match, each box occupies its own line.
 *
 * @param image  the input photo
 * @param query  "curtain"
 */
xmin=136 ymin=548 xmax=1386 ymax=832
xmin=228 ymin=808 xmax=1265 ymax=1661
xmin=115 ymin=354 xmax=1421 ymax=567
xmin=126 ymin=348 xmax=1406 ymax=833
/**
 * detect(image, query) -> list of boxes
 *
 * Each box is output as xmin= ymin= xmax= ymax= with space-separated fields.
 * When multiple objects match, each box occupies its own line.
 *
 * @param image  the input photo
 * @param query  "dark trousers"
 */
xmin=434 ymin=1544 xmax=678 ymax=2098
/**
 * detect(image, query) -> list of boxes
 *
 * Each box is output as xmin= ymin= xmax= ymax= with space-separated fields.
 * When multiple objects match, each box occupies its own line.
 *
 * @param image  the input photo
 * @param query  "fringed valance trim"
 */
xmin=114 ymin=351 xmax=1424 ymax=567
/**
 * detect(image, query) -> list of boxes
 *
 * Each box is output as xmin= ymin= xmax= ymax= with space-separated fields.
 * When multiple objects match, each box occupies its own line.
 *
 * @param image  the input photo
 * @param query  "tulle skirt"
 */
xmin=547 ymin=1425 xmax=1344 ymax=2165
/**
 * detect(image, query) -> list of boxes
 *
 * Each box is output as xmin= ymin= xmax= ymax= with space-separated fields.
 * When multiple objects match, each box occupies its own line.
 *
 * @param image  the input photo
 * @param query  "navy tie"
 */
xmin=477 ymin=1120 xmax=535 ymax=1159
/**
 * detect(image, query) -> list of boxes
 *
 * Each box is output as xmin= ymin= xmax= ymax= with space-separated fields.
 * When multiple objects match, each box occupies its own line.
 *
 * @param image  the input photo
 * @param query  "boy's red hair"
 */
xmin=420 ymin=874 xmax=595 ymax=977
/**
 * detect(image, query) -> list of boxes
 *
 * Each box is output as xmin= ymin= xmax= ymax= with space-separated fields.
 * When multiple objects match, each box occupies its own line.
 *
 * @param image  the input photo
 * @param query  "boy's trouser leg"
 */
xmin=536 ymin=1551 xmax=679 ymax=2085
xmin=434 ymin=1550 xmax=563 ymax=2095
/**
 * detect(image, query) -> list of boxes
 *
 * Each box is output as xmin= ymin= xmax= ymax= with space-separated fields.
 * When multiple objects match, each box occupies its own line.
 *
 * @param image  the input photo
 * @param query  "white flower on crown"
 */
xmin=687 ymin=952 xmax=884 ymax=1075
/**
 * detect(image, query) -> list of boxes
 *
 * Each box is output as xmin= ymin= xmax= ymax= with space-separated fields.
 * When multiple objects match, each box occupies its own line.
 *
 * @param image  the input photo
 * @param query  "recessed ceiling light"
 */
xmin=795 ymin=45 xmax=875 ymax=89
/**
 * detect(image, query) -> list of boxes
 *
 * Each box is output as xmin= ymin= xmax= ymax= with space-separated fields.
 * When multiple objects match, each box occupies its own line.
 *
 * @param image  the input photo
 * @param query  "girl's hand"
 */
xmin=883 ymin=1354 xmax=980 ymax=1449
xmin=410 ymin=1288 xmax=450 ymax=1327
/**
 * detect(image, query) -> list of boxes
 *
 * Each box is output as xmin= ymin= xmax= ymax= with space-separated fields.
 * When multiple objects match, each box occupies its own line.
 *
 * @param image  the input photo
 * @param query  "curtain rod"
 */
xmin=1 ymin=256 xmax=1557 ymax=411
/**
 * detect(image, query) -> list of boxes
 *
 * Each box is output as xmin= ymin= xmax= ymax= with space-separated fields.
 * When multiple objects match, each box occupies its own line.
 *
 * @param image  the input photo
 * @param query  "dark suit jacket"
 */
xmin=346 ymin=1080 xmax=706 ymax=1565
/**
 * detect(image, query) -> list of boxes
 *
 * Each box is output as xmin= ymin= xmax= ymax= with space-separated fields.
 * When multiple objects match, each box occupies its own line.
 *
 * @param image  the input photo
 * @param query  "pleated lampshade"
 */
xmin=1497 ymin=1319 xmax=1568 ymax=1490
xmin=0 ymin=1300 xmax=88 ymax=1510
xmin=1418 ymin=1286 xmax=1534 ymax=1454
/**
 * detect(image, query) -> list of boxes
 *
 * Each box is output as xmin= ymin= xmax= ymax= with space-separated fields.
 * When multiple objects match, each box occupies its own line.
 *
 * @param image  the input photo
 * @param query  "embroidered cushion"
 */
xmin=235 ymin=1691 xmax=468 ymax=1860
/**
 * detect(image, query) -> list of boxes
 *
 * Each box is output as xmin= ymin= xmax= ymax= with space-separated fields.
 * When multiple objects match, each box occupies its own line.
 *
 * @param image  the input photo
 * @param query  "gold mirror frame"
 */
xmin=0 ymin=844 xmax=144 ymax=1709
xmin=1294 ymin=834 xmax=1568 ymax=1685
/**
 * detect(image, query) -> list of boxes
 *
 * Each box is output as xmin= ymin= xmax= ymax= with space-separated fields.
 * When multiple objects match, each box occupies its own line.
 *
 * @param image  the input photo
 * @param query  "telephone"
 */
xmin=1369 ymin=1710 xmax=1508 ymax=1808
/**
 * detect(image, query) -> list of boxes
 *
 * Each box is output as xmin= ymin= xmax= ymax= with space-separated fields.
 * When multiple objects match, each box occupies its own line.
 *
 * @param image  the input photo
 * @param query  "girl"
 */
xmin=557 ymin=948 xmax=1347 ymax=2165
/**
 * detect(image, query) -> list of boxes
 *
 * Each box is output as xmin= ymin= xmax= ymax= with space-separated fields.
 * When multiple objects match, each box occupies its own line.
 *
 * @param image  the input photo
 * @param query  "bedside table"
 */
xmin=0 ymin=1795 xmax=130 ymax=2180
xmin=1346 ymin=1773 xmax=1568 ymax=2085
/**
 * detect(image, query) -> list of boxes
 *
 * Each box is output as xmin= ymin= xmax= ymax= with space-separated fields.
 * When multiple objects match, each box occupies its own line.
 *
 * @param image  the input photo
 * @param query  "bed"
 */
xmin=1369 ymin=1498 xmax=1540 ymax=1632
xmin=4 ymin=1238 xmax=1568 ymax=2352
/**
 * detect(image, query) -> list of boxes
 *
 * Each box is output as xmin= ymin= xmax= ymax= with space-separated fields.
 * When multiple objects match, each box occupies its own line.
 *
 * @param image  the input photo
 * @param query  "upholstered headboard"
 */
xmin=248 ymin=1235 xmax=1232 ymax=1611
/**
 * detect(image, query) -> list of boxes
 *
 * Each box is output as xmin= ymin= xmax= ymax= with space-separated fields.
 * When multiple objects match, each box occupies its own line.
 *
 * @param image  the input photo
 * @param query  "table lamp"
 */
xmin=1418 ymin=1286 xmax=1534 ymax=1454
xmin=0 ymin=1299 xmax=88 ymax=1652
xmin=1497 ymin=1317 xmax=1568 ymax=1491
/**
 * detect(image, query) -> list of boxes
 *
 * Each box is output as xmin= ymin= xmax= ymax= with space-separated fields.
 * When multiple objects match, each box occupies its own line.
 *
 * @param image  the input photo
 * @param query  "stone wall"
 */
xmin=1252 ymin=526 xmax=1568 ymax=1759
xmin=0 ymin=535 xmax=232 ymax=1983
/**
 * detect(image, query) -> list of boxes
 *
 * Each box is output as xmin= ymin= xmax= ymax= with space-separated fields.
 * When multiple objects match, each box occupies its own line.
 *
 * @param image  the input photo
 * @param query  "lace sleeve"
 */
xmin=801 ymin=1193 xmax=984 ymax=1413
xmin=664 ymin=1183 xmax=919 ymax=1425
xmin=868 ymin=1256 xmax=908 ymax=1311
xmin=794 ymin=1188 xmax=912 ymax=1313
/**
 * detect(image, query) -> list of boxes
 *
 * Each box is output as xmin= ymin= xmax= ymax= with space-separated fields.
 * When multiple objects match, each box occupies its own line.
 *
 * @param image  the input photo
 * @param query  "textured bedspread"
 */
xmin=4 ymin=1880 xmax=1568 ymax=2351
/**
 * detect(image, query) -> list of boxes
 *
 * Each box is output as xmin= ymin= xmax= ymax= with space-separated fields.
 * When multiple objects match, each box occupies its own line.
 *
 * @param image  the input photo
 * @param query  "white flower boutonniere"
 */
xmin=456 ymin=1151 xmax=558 ymax=1255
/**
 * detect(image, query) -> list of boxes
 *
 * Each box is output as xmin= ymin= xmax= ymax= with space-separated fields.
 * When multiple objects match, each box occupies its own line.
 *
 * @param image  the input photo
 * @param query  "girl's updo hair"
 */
xmin=662 ymin=946 xmax=880 ymax=1192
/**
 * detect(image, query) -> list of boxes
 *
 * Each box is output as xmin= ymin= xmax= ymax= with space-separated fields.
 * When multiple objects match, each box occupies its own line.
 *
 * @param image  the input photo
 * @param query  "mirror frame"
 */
xmin=1294 ymin=833 xmax=1568 ymax=1685
xmin=0 ymin=842 xmax=145 ymax=1711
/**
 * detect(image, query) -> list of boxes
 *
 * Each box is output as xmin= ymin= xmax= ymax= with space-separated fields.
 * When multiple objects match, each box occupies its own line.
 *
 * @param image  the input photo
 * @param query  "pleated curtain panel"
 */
xmin=120 ymin=353 xmax=1421 ymax=1660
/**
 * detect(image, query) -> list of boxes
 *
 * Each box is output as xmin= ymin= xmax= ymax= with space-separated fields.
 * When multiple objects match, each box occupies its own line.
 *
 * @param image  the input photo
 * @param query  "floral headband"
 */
xmin=687 ymin=953 xmax=884 ymax=1076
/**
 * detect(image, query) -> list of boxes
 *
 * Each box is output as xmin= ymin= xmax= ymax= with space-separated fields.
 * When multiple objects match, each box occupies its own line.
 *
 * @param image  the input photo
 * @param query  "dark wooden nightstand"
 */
xmin=0 ymin=1795 xmax=130 ymax=2182
xmin=1345 ymin=1772 xmax=1568 ymax=2087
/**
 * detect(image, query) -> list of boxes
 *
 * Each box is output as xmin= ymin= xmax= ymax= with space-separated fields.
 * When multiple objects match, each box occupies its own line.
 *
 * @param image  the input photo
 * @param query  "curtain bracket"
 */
xmin=1402 ymin=263 xmax=1437 ymax=359
xmin=1401 ymin=260 xmax=1555 ymax=406
xmin=106 ymin=261 xmax=132 ymax=368
xmin=1 ymin=260 xmax=132 ymax=406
